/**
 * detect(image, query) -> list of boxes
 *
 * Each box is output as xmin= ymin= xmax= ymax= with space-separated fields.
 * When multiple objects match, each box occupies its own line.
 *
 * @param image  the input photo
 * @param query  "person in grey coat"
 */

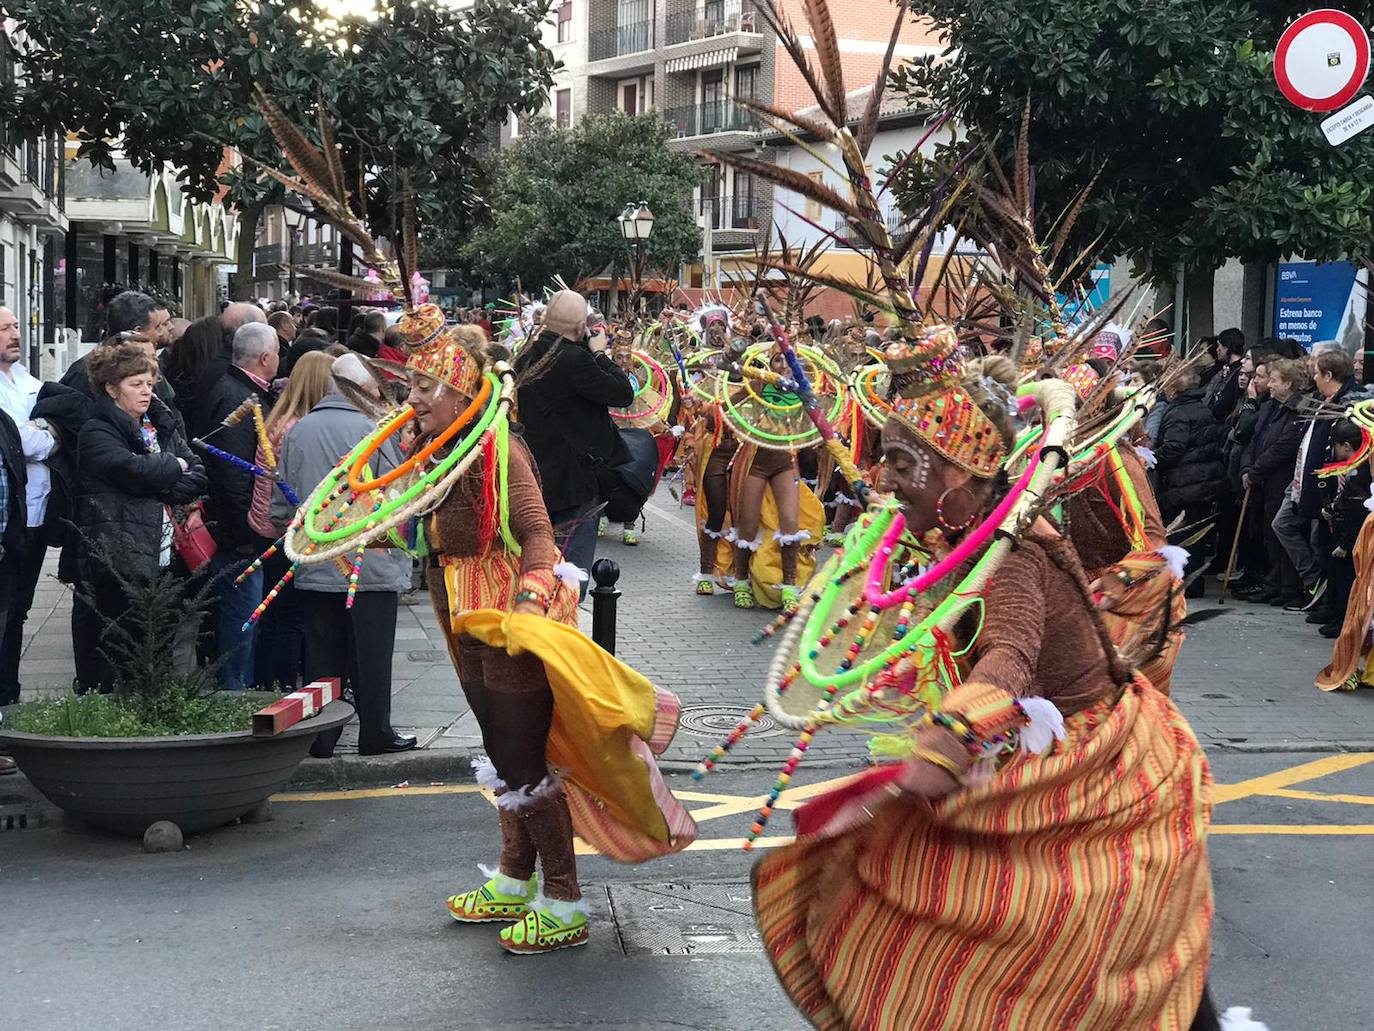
xmin=271 ymin=378 xmax=415 ymax=757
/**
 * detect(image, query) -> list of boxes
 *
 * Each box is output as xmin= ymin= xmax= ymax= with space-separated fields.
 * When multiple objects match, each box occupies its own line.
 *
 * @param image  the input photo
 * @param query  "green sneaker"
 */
xmin=823 ymin=531 xmax=844 ymax=548
xmin=446 ymin=867 xmax=536 ymax=923
xmin=597 ymin=517 xmax=607 ymax=539
xmin=780 ymin=585 xmax=801 ymax=614
xmin=695 ymin=576 xmax=715 ymax=596
xmin=733 ymin=583 xmax=755 ymax=609
xmin=621 ymin=529 xmax=639 ymax=546
xmin=498 ymin=898 xmax=590 ymax=955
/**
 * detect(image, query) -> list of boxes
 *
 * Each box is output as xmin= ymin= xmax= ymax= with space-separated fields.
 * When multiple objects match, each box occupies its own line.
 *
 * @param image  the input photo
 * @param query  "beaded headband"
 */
xmin=405 ymin=323 xmax=484 ymax=397
xmin=1062 ymin=363 xmax=1100 ymax=401
xmin=883 ymin=326 xmax=1005 ymax=479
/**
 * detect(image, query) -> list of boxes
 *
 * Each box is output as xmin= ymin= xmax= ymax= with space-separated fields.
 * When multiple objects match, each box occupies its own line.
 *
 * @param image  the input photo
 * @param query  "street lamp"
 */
xmin=282 ymin=204 xmax=305 ymax=301
xmin=617 ymin=201 xmax=655 ymax=315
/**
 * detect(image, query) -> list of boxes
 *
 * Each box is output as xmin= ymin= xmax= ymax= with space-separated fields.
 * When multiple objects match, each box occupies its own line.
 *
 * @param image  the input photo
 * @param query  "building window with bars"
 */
xmin=557 ymin=0 xmax=573 ymax=43
xmin=555 ymin=88 xmax=572 ymax=128
xmin=735 ymin=63 xmax=758 ymax=101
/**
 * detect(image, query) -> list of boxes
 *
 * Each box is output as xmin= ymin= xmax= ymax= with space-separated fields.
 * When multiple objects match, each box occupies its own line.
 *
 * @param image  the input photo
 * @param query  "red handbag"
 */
xmin=173 ymin=502 xmax=218 ymax=573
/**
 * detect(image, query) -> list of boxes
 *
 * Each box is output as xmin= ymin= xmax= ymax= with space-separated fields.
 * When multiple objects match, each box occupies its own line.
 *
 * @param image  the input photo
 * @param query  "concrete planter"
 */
xmin=0 ymin=700 xmax=353 ymax=837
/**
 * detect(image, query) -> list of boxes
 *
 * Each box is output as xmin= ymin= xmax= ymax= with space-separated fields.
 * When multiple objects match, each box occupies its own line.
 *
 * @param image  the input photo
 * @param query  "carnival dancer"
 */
xmin=1053 ymin=358 xmax=1190 ymax=695
xmin=752 ymin=337 xmax=1218 ymax=1029
xmin=242 ymin=91 xmax=696 ymax=956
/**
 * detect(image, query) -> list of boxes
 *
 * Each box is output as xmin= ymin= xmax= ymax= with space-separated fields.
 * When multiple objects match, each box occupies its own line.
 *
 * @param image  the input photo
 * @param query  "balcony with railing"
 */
xmin=665 ymin=99 xmax=760 ymax=140
xmin=0 ymin=137 xmax=63 ymax=223
xmin=696 ymin=192 xmax=768 ymax=234
xmin=588 ymin=17 xmax=655 ymax=63
xmin=666 ymin=0 xmax=763 ymax=46
xmin=831 ymin=208 xmax=906 ymax=248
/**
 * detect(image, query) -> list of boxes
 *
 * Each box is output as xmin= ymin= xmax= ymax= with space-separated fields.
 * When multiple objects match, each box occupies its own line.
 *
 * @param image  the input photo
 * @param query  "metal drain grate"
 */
xmin=0 ymin=805 xmax=42 ymax=831
xmin=607 ymin=882 xmax=762 ymax=955
xmin=678 ymin=705 xmax=784 ymax=739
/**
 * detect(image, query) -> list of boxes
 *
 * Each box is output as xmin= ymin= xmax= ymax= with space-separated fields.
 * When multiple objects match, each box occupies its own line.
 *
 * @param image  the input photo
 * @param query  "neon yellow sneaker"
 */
xmin=695 ymin=576 xmax=715 ymax=596
xmin=597 ymin=517 xmax=607 ymax=539
xmin=446 ymin=868 xmax=536 ymax=923
xmin=498 ymin=898 xmax=590 ymax=955
xmin=621 ymin=529 xmax=639 ymax=546
xmin=780 ymin=585 xmax=801 ymax=614
xmin=733 ymin=583 xmax=755 ymax=609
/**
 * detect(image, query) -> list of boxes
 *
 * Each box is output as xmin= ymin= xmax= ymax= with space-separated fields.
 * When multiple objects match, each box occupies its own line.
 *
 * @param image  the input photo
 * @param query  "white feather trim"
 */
xmin=552 ymin=561 xmax=588 ymax=589
xmin=693 ymin=573 xmax=714 ymax=583
xmin=773 ymin=529 xmax=812 ymax=546
xmin=472 ymin=757 xmax=505 ymax=791
xmin=1219 ymin=1006 xmax=1268 ymax=1031
xmin=1134 ymin=445 xmax=1157 ymax=470
xmin=734 ymin=534 xmax=763 ymax=552
xmin=530 ymin=890 xmax=591 ymax=920
xmin=1365 ymin=483 xmax=1374 ymax=514
xmin=1156 ymin=545 xmax=1190 ymax=581
xmin=723 ymin=527 xmax=737 ymax=544
xmin=701 ymin=526 xmax=722 ymax=540
xmin=1016 ymin=697 xmax=1066 ymax=755
xmin=801 ymin=477 xmax=818 ymax=487
xmin=670 ymin=424 xmax=686 ymax=438
xmin=478 ymin=863 xmax=535 ymax=898
xmin=493 ymin=772 xmax=564 ymax=811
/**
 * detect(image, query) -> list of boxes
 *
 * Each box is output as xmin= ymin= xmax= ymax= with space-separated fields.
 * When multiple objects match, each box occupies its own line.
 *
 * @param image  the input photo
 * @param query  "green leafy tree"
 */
xmin=460 ymin=112 xmax=702 ymax=292
xmin=892 ymin=0 xmax=1374 ymax=326
xmin=1 ymin=0 xmax=556 ymax=296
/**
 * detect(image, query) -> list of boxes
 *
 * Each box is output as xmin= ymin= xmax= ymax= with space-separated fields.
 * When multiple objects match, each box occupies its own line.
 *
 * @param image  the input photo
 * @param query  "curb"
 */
xmin=1209 ymin=740 xmax=1374 ymax=754
xmin=287 ymin=747 xmax=483 ymax=790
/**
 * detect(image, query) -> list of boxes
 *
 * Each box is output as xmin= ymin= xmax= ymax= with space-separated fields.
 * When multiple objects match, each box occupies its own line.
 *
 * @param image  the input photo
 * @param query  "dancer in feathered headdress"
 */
xmin=682 ymin=3 xmax=1230 ymax=1026
xmin=245 ymin=91 xmax=697 ymax=957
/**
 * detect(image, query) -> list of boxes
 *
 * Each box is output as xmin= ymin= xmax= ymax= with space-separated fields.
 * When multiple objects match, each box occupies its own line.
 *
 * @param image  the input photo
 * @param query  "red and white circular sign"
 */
xmin=1275 ymin=9 xmax=1371 ymax=112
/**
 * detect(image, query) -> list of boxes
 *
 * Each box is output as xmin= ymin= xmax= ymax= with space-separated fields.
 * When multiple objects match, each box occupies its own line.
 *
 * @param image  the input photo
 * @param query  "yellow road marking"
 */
xmin=1211 ymin=752 xmax=1374 ymax=803
xmin=1210 ymin=824 xmax=1374 ymax=836
xmin=273 ymin=756 xmax=1374 ymax=842
xmin=1265 ymin=787 xmax=1374 ymax=806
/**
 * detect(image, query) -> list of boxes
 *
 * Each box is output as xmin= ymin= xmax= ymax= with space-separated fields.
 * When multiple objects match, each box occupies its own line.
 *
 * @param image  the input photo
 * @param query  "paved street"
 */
xmin=6 ymin=490 xmax=1374 ymax=1027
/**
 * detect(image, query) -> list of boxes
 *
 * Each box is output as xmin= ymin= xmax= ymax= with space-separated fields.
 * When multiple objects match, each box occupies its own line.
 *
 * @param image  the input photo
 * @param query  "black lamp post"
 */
xmin=282 ymin=204 xmax=305 ymax=300
xmin=617 ymin=200 xmax=655 ymax=315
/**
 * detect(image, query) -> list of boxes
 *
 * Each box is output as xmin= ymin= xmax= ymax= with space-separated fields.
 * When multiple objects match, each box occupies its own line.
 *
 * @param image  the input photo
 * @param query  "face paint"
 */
xmin=883 ymin=438 xmax=932 ymax=493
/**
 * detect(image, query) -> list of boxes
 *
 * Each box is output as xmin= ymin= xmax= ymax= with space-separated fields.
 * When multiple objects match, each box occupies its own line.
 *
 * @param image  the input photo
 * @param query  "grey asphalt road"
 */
xmin=3 ymin=752 xmax=1372 ymax=1030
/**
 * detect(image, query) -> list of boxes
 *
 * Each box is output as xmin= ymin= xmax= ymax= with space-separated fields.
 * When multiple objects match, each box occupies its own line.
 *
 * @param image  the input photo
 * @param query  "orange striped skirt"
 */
xmin=753 ymin=679 xmax=1213 ymax=1030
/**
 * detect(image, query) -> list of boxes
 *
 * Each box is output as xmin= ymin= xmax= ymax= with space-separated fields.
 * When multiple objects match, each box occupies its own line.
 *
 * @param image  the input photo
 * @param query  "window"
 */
xmin=701 ymin=69 xmax=724 ymax=132
xmin=557 ymin=0 xmax=572 ymax=43
xmin=555 ymin=89 xmax=571 ymax=128
xmin=735 ymin=64 xmax=758 ymax=101
xmin=734 ymin=172 xmax=755 ymax=228
xmin=804 ymin=172 xmax=824 ymax=223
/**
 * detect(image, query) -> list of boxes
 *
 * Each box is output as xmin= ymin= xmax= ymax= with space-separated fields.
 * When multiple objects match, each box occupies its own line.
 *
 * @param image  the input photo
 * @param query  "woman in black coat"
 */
xmin=1238 ymin=359 xmax=1308 ymax=604
xmin=76 ymin=342 xmax=207 ymax=692
xmin=1154 ymin=368 xmax=1229 ymax=586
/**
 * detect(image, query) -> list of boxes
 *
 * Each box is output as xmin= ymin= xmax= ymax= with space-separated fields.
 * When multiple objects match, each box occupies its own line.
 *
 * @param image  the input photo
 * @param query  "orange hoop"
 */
xmin=347 ymin=376 xmax=492 ymax=492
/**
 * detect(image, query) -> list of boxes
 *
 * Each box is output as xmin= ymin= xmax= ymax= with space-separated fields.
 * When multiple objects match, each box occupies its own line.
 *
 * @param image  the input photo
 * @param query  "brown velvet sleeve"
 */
xmin=1120 ymin=445 xmax=1167 ymax=550
xmin=964 ymin=540 xmax=1046 ymax=699
xmin=505 ymin=437 xmax=560 ymax=577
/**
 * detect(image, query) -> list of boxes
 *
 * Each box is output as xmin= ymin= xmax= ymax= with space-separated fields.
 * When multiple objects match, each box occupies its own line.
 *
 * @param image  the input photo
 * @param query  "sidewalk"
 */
xmin=11 ymin=494 xmax=1374 ymax=787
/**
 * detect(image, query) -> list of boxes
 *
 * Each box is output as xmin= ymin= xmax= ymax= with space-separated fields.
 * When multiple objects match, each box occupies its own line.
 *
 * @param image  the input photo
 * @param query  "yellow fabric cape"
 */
xmin=452 ymin=609 xmax=691 ymax=853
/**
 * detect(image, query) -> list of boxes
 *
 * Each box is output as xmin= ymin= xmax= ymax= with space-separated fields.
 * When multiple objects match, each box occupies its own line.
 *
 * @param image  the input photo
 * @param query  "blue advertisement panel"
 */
xmin=1056 ymin=263 xmax=1111 ymax=326
xmin=1274 ymin=261 xmax=1366 ymax=349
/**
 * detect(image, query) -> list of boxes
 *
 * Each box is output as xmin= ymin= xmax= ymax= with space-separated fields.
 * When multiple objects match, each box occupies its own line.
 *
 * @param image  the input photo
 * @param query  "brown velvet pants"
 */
xmin=430 ymin=572 xmax=580 ymax=902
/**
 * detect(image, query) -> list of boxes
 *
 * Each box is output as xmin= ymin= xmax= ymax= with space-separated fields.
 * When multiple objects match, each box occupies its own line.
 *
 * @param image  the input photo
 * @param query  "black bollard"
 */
xmin=590 ymin=558 xmax=621 ymax=655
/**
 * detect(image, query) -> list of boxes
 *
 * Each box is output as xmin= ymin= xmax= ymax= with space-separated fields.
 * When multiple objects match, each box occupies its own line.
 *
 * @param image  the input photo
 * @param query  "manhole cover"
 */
xmin=608 ymin=882 xmax=761 ymax=955
xmin=678 ymin=705 xmax=783 ymax=739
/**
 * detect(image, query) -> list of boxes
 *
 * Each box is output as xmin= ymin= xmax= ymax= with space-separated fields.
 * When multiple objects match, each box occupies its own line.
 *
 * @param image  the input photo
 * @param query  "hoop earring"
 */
xmin=935 ymin=485 xmax=978 ymax=533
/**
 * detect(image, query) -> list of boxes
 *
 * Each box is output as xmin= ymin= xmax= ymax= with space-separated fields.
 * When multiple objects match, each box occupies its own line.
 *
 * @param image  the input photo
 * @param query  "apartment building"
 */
xmin=544 ymin=0 xmax=940 ymax=295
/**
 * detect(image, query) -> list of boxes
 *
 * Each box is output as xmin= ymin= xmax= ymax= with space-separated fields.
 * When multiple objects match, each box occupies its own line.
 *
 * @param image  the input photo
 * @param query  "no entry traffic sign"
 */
xmin=1275 ymin=9 xmax=1371 ymax=112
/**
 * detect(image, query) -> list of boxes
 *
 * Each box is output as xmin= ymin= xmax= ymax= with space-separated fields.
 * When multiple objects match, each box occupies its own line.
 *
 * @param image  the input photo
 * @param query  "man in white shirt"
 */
xmin=0 ymin=306 xmax=56 ymax=704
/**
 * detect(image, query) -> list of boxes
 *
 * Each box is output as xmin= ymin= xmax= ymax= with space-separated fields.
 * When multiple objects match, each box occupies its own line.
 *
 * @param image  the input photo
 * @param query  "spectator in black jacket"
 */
xmin=61 ymin=292 xmax=181 ymax=428
xmin=198 ymin=322 xmax=279 ymax=690
xmin=1273 ymin=348 xmax=1359 ymax=614
xmin=75 ymin=343 xmax=206 ymax=694
xmin=1319 ymin=419 xmax=1372 ymax=637
xmin=344 ymin=310 xmax=386 ymax=359
xmin=1238 ymin=359 xmax=1307 ymax=604
xmin=1205 ymin=328 xmax=1246 ymax=420
xmin=1155 ymin=368 xmax=1228 ymax=594
xmin=162 ymin=315 xmax=223 ymax=433
xmin=513 ymin=290 xmax=633 ymax=588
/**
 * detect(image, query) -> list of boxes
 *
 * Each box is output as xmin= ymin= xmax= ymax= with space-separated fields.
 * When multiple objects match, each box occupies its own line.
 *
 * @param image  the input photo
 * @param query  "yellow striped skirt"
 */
xmin=753 ymin=679 xmax=1213 ymax=1030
